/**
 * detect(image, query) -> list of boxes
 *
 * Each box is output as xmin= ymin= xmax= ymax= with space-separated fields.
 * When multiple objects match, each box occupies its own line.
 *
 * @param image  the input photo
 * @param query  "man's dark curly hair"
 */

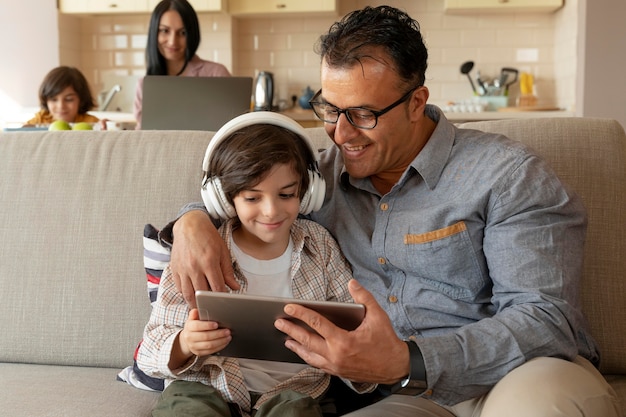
xmin=315 ymin=5 xmax=428 ymax=88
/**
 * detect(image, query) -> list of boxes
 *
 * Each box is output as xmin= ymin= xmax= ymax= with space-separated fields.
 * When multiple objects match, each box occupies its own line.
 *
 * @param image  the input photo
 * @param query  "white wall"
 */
xmin=0 ymin=0 xmax=59 ymax=123
xmin=577 ymin=0 xmax=626 ymax=129
xmin=553 ymin=0 xmax=578 ymax=112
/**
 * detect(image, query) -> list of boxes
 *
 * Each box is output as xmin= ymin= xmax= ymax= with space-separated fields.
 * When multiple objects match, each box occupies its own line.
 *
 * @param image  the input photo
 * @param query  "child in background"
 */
xmin=136 ymin=112 xmax=375 ymax=417
xmin=25 ymin=66 xmax=106 ymax=129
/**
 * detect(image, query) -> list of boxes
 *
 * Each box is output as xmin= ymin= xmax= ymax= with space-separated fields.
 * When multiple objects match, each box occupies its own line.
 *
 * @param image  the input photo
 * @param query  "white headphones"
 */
xmin=201 ymin=111 xmax=326 ymax=220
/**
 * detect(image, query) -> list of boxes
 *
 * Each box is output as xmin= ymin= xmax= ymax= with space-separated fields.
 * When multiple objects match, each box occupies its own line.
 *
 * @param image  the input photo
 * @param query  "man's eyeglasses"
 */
xmin=308 ymin=87 xmax=418 ymax=129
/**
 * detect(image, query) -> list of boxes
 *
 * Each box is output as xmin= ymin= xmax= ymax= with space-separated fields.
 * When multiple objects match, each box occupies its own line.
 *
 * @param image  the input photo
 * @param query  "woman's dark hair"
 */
xmin=315 ymin=5 xmax=428 ymax=88
xmin=209 ymin=124 xmax=314 ymax=206
xmin=146 ymin=0 xmax=201 ymax=75
xmin=38 ymin=66 xmax=95 ymax=113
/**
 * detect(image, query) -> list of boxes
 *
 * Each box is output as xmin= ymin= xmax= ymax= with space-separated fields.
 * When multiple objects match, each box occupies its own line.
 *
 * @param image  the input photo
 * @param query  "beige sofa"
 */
xmin=0 ymin=117 xmax=624 ymax=416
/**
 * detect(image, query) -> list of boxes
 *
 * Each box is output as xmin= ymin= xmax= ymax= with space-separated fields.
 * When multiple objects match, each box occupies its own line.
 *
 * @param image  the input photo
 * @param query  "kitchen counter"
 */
xmin=280 ymin=107 xmax=575 ymax=127
xmin=445 ymin=110 xmax=574 ymax=123
xmin=90 ymin=111 xmax=137 ymax=130
xmin=1 ymin=110 xmax=138 ymax=131
xmin=279 ymin=108 xmax=323 ymax=127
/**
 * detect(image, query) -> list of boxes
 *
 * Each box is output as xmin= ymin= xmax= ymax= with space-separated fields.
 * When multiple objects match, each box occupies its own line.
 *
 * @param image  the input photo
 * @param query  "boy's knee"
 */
xmin=255 ymin=390 xmax=322 ymax=417
xmin=154 ymin=381 xmax=233 ymax=417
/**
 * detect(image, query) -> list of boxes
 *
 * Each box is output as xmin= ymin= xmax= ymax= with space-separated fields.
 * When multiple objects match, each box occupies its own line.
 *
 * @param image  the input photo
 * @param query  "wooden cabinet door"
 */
xmin=229 ymin=0 xmax=337 ymax=16
xmin=444 ymin=0 xmax=563 ymax=14
xmin=146 ymin=0 xmax=225 ymax=12
xmin=60 ymin=0 xmax=149 ymax=14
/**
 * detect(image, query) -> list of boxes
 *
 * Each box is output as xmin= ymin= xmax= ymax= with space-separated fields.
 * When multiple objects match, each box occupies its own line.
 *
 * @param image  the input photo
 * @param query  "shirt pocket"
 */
xmin=404 ymin=221 xmax=486 ymax=300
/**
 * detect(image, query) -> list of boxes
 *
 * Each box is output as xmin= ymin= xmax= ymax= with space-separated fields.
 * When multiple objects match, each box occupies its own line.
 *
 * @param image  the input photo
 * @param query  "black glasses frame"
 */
xmin=308 ymin=87 xmax=418 ymax=129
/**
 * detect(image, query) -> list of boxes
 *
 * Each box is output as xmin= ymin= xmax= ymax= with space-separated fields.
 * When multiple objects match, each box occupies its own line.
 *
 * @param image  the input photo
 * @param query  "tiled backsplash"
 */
xmin=58 ymin=0 xmax=574 ymax=113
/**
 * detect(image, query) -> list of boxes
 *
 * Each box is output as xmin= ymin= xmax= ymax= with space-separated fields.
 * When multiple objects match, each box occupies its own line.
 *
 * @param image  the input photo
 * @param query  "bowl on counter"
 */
xmin=90 ymin=111 xmax=137 ymax=130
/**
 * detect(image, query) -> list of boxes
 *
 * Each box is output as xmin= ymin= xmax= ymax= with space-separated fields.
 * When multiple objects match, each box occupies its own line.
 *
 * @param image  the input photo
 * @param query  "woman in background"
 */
xmin=134 ymin=0 xmax=231 ymax=129
xmin=25 ymin=66 xmax=105 ymax=129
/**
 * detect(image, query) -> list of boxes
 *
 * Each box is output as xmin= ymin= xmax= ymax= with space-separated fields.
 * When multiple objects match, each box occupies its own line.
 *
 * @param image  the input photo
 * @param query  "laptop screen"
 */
xmin=141 ymin=76 xmax=253 ymax=131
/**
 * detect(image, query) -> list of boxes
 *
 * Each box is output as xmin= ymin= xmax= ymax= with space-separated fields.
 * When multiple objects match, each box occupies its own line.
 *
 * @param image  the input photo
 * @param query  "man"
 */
xmin=163 ymin=6 xmax=620 ymax=416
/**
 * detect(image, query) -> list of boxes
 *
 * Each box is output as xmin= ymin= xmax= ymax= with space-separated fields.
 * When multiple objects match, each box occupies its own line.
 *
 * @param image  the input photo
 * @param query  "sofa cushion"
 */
xmin=0 ymin=363 xmax=159 ymax=417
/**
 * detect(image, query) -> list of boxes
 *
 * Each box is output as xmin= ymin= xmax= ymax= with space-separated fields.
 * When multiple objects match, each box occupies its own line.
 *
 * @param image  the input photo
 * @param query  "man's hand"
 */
xmin=170 ymin=210 xmax=239 ymax=308
xmin=275 ymin=279 xmax=410 ymax=384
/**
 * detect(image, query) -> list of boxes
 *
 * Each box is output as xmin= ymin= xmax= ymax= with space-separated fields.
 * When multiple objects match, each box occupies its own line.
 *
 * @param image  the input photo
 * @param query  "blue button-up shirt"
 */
xmin=310 ymin=105 xmax=599 ymax=405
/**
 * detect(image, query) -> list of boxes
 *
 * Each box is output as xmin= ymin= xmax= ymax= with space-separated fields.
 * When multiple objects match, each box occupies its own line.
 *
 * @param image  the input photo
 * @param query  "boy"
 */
xmin=137 ymin=112 xmax=375 ymax=417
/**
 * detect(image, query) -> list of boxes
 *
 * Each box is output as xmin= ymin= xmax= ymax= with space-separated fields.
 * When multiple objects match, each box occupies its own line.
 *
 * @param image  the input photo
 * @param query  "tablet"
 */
xmin=195 ymin=291 xmax=365 ymax=363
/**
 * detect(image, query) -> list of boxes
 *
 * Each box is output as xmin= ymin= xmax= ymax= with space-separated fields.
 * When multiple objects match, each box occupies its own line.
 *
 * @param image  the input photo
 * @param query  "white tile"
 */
xmin=114 ymin=51 xmax=144 ymax=67
xmin=99 ymin=34 xmax=129 ymax=50
xmin=273 ymin=50 xmax=305 ymax=68
xmin=131 ymin=34 xmax=148 ymax=49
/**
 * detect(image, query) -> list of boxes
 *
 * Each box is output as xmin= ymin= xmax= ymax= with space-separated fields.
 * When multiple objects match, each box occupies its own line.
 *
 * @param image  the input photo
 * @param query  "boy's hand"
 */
xmin=178 ymin=309 xmax=232 ymax=358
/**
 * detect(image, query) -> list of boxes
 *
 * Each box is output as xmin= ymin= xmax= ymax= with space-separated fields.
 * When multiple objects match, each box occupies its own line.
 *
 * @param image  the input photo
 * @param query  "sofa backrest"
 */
xmin=1 ymin=118 xmax=624 ymax=374
xmin=455 ymin=118 xmax=626 ymax=375
xmin=0 ymin=130 xmax=214 ymax=368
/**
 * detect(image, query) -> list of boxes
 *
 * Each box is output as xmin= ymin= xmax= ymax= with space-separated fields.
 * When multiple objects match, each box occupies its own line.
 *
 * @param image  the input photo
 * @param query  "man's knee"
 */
xmin=480 ymin=356 xmax=621 ymax=417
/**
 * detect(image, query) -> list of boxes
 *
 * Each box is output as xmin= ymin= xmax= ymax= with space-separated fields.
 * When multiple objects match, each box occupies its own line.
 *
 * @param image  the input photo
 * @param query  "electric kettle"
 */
xmin=253 ymin=71 xmax=274 ymax=111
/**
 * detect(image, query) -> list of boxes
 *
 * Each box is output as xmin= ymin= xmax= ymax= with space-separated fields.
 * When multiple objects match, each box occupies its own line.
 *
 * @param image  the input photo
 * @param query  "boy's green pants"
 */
xmin=152 ymin=380 xmax=323 ymax=417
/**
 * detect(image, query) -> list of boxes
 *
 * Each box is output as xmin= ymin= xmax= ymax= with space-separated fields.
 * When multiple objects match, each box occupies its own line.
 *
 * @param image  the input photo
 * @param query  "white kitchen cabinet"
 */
xmin=147 ymin=0 xmax=226 ymax=12
xmin=444 ymin=0 xmax=564 ymax=14
xmin=60 ymin=0 xmax=149 ymax=14
xmin=229 ymin=0 xmax=337 ymax=17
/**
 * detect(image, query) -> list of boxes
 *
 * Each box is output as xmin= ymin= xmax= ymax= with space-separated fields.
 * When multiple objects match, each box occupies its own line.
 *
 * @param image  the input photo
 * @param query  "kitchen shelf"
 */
xmin=444 ymin=0 xmax=564 ymax=14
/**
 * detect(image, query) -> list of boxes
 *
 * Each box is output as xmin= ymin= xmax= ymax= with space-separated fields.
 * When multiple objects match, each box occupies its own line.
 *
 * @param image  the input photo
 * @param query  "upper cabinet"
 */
xmin=444 ymin=0 xmax=564 ymax=14
xmin=229 ymin=0 xmax=337 ymax=17
xmin=60 ymin=0 xmax=225 ymax=14
xmin=60 ymin=0 xmax=150 ymax=14
xmin=147 ymin=0 xmax=226 ymax=12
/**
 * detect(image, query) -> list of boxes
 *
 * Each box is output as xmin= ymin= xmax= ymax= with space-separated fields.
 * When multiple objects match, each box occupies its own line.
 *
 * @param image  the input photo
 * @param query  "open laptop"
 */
xmin=141 ymin=76 xmax=253 ymax=131
xmin=3 ymin=126 xmax=49 ymax=132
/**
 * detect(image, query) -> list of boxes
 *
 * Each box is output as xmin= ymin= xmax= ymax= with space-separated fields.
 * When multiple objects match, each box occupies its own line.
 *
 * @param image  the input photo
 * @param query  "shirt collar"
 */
xmin=410 ymin=105 xmax=456 ymax=190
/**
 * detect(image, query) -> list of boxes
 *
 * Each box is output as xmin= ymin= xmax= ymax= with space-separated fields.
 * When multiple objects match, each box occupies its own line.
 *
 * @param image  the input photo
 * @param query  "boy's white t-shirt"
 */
xmin=229 ymin=236 xmax=309 ymax=393
xmin=230 ymin=237 xmax=293 ymax=298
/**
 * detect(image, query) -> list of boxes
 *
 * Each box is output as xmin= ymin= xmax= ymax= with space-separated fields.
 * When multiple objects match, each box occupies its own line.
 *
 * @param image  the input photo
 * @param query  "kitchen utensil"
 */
xmin=500 ymin=67 xmax=519 ymax=95
xmin=476 ymin=70 xmax=488 ymax=95
xmin=253 ymin=71 xmax=274 ymax=111
xmin=460 ymin=61 xmax=477 ymax=95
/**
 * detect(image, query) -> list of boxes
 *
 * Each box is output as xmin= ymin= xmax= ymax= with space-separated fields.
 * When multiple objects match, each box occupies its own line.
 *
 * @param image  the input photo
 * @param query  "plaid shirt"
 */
xmin=137 ymin=218 xmax=375 ymax=416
